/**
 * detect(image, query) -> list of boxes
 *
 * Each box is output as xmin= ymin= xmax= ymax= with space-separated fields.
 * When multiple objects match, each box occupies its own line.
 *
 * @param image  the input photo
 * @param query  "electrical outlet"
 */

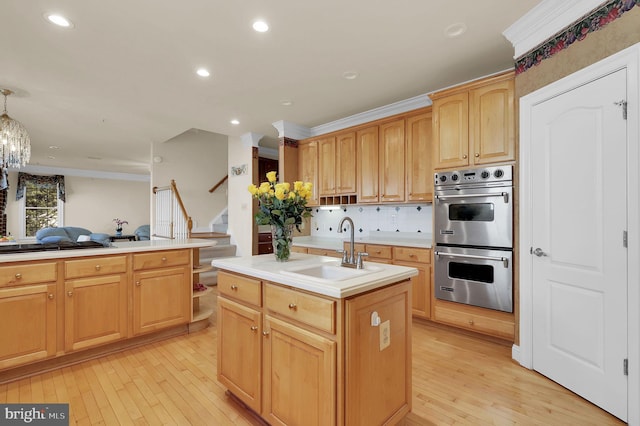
xmin=379 ymin=320 xmax=390 ymax=351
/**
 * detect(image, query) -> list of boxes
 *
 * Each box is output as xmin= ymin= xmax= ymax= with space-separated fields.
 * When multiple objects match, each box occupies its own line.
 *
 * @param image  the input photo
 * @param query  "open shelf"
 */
xmin=193 ymin=286 xmax=213 ymax=299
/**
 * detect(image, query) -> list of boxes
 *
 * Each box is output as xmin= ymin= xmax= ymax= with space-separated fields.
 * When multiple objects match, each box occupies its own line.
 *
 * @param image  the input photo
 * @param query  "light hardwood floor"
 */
xmin=0 ymin=289 xmax=625 ymax=425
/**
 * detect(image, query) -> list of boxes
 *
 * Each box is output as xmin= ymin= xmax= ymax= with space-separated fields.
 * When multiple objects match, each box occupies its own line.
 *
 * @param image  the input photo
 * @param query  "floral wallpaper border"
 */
xmin=515 ymin=0 xmax=639 ymax=75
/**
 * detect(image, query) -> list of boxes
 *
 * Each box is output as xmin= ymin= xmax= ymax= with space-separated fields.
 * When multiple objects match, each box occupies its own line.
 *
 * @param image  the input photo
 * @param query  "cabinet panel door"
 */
xmin=298 ymin=141 xmax=319 ymax=206
xmin=394 ymin=260 xmax=430 ymax=319
xmin=0 ymin=284 xmax=56 ymax=370
xmin=379 ymin=119 xmax=405 ymax=202
xmin=406 ymin=111 xmax=433 ymax=202
xmin=356 ymin=126 xmax=379 ymax=203
xmin=346 ymin=281 xmax=411 ymax=425
xmin=432 ymin=92 xmax=469 ymax=169
xmin=318 ymin=137 xmax=336 ymax=196
xmin=469 ymin=78 xmax=515 ymax=164
xmin=336 ymin=131 xmax=357 ymax=194
xmin=262 ymin=315 xmax=336 ymax=426
xmin=132 ymin=266 xmax=190 ymax=335
xmin=217 ymin=297 xmax=262 ymax=413
xmin=65 ymin=274 xmax=128 ymax=352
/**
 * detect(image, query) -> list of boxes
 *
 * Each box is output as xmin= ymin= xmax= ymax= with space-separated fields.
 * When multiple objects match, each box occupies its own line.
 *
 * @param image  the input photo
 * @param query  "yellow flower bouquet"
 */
xmin=248 ymin=171 xmax=313 ymax=261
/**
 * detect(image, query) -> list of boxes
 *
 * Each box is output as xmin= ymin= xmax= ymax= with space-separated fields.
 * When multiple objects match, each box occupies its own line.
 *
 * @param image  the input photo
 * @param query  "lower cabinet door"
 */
xmin=217 ymin=297 xmax=262 ymax=413
xmin=65 ymin=274 xmax=128 ymax=352
xmin=262 ymin=315 xmax=336 ymax=426
xmin=132 ymin=266 xmax=190 ymax=335
xmin=0 ymin=284 xmax=56 ymax=370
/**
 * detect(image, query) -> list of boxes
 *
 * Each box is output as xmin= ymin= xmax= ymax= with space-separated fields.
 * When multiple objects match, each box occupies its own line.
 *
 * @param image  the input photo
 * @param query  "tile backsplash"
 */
xmin=309 ymin=203 xmax=432 ymax=238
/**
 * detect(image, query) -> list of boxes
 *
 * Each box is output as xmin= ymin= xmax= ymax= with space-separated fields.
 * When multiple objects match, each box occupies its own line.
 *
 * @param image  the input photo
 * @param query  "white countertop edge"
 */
xmin=212 ymin=253 xmax=418 ymax=299
xmin=0 ymin=239 xmax=216 ymax=263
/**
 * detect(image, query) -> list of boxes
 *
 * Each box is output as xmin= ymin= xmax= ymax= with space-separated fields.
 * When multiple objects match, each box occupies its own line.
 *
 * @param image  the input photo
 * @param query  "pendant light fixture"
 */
xmin=0 ymin=89 xmax=31 ymax=168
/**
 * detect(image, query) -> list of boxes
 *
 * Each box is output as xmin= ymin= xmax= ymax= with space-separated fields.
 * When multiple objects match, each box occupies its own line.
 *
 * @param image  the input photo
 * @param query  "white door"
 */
xmin=530 ymin=68 xmax=628 ymax=420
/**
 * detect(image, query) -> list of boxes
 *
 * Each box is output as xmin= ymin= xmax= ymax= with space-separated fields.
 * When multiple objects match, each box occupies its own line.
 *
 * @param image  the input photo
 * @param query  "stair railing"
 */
xmin=209 ymin=174 xmax=228 ymax=193
xmin=153 ymin=180 xmax=193 ymax=239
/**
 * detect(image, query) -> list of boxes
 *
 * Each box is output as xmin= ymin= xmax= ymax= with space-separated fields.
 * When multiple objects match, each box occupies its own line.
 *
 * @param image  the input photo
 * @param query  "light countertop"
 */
xmin=0 ymin=239 xmax=216 ymax=263
xmin=293 ymin=232 xmax=432 ymax=251
xmin=212 ymin=253 xmax=418 ymax=298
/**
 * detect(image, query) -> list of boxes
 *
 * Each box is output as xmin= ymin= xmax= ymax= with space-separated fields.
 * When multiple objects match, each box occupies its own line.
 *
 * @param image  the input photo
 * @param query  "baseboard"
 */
xmin=511 ymin=344 xmax=521 ymax=364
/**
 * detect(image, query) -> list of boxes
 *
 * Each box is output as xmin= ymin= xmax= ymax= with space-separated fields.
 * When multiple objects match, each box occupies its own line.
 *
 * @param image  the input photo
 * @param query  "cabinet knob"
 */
xmin=250 ymin=326 xmax=258 ymax=332
xmin=463 ymin=154 xmax=468 ymax=159
xmin=475 ymin=153 xmax=480 ymax=158
xmin=14 ymin=273 xmax=21 ymax=279
xmin=135 ymin=281 xmax=141 ymax=286
xmin=161 ymin=257 xmax=167 ymax=261
xmin=95 ymin=265 xmax=101 ymax=270
xmin=468 ymin=319 xmax=474 ymax=325
xmin=230 ymin=285 xmax=238 ymax=291
xmin=67 ymin=291 xmax=73 ymax=297
xmin=262 ymin=330 xmax=270 ymax=336
xmin=48 ymin=293 xmax=54 ymax=300
xmin=288 ymin=303 xmax=297 ymax=310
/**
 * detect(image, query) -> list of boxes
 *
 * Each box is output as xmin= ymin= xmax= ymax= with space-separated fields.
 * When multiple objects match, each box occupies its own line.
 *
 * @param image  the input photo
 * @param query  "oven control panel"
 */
xmin=434 ymin=165 xmax=512 ymax=187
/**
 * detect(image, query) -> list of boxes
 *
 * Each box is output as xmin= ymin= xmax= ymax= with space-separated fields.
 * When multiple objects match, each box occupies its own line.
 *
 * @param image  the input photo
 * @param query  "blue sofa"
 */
xmin=35 ymin=227 xmax=111 ymax=246
xmin=134 ymin=224 xmax=151 ymax=241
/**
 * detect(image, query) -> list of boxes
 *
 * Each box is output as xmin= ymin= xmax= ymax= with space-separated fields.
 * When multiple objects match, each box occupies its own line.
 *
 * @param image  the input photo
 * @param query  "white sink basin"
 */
xmin=280 ymin=263 xmax=382 ymax=282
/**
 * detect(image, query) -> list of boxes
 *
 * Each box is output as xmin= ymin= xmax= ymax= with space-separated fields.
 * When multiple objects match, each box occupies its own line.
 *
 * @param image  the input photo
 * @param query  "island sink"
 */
xmin=280 ymin=261 xmax=382 ymax=282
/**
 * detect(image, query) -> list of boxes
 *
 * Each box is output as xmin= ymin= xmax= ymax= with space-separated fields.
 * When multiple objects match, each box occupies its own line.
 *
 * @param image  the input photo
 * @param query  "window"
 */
xmin=16 ymin=173 xmax=65 ymax=239
xmin=24 ymin=181 xmax=61 ymax=237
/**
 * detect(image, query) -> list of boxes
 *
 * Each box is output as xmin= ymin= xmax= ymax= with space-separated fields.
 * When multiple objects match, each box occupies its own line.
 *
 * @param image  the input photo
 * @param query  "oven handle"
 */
xmin=435 ymin=192 xmax=509 ymax=203
xmin=435 ymin=251 xmax=509 ymax=268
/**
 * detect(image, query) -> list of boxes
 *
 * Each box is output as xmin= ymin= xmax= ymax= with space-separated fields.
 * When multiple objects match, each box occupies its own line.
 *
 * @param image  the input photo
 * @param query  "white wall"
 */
xmin=151 ymin=129 xmax=228 ymax=232
xmin=227 ymin=136 xmax=254 ymax=256
xmin=5 ymin=171 xmax=150 ymax=237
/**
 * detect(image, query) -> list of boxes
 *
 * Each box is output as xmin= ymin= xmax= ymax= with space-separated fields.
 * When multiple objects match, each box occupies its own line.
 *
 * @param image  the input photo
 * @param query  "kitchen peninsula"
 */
xmin=212 ymin=253 xmax=417 ymax=426
xmin=0 ymin=239 xmax=214 ymax=383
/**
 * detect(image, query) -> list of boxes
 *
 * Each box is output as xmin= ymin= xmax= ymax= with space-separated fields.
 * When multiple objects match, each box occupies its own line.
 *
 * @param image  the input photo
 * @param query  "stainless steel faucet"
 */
xmin=338 ymin=216 xmax=368 ymax=268
xmin=338 ymin=216 xmax=355 ymax=265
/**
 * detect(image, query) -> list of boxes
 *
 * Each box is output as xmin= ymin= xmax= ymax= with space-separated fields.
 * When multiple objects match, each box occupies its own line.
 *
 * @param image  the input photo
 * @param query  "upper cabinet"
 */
xmin=378 ymin=119 xmax=406 ymax=203
xmin=406 ymin=110 xmax=433 ymax=202
xmin=298 ymin=140 xmax=319 ymax=206
xmin=432 ymin=71 xmax=515 ymax=170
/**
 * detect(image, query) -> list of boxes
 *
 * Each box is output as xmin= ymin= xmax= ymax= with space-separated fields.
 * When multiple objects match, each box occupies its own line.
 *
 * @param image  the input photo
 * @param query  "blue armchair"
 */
xmin=36 ymin=226 xmax=111 ymax=246
xmin=134 ymin=225 xmax=151 ymax=241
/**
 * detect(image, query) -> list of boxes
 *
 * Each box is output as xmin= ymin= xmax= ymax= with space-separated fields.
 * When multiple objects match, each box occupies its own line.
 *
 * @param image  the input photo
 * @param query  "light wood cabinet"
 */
xmin=298 ymin=140 xmax=319 ymax=206
xmin=379 ymin=119 xmax=406 ymax=202
xmin=217 ymin=269 xmax=411 ymax=425
xmin=307 ymin=247 xmax=341 ymax=258
xmin=318 ymin=136 xmax=337 ymax=196
xmin=132 ymin=250 xmax=191 ymax=335
xmin=406 ymin=111 xmax=433 ymax=202
xmin=433 ymin=299 xmax=515 ymax=341
xmin=432 ymin=71 xmax=514 ymax=170
xmin=0 ymin=283 xmax=56 ymax=370
xmin=356 ymin=126 xmax=379 ymax=203
xmin=318 ymin=132 xmax=357 ymax=199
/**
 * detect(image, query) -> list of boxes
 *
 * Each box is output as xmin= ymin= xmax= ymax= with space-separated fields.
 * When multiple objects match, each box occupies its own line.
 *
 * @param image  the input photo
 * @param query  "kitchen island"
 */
xmin=0 ymin=239 xmax=214 ymax=383
xmin=212 ymin=253 xmax=417 ymax=426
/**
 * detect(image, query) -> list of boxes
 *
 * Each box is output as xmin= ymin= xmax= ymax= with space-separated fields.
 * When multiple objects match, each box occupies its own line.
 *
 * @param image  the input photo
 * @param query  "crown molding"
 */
xmin=271 ymin=121 xmax=311 ymax=140
xmin=16 ymin=165 xmax=150 ymax=182
xmin=309 ymin=93 xmax=431 ymax=137
xmin=503 ymin=0 xmax=606 ymax=58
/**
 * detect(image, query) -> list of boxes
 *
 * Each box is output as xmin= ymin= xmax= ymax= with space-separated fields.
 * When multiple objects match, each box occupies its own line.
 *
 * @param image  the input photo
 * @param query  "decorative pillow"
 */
xmin=77 ymin=235 xmax=91 ymax=242
xmin=40 ymin=235 xmax=71 ymax=244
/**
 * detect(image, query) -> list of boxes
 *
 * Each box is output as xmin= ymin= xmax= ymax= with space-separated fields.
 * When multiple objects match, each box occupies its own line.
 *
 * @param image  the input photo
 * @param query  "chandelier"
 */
xmin=0 ymin=89 xmax=31 ymax=168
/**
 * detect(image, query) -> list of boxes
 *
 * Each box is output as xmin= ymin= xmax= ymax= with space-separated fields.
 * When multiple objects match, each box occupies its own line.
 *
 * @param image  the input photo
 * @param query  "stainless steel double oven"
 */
xmin=433 ymin=165 xmax=513 ymax=313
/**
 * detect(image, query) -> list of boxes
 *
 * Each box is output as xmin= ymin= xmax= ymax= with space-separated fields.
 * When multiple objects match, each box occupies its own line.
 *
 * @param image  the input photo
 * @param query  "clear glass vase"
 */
xmin=271 ymin=223 xmax=294 ymax=262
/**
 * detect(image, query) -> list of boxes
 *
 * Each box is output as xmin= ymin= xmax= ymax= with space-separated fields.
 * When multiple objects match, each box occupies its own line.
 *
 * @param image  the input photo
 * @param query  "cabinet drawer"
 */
xmin=218 ymin=271 xmax=262 ymax=307
xmin=0 ymin=262 xmax=57 ymax=287
xmin=65 ymin=256 xmax=127 ymax=279
xmin=265 ymin=283 xmax=336 ymax=334
xmin=393 ymin=247 xmax=431 ymax=263
xmin=258 ymin=232 xmax=273 ymax=243
xmin=307 ymin=247 xmax=341 ymax=258
xmin=364 ymin=244 xmax=392 ymax=260
xmin=133 ymin=249 xmax=190 ymax=270
xmin=434 ymin=302 xmax=514 ymax=341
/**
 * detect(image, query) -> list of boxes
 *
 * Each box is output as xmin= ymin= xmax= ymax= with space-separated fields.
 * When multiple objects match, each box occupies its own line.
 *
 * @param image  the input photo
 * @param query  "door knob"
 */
xmin=531 ymin=247 xmax=548 ymax=257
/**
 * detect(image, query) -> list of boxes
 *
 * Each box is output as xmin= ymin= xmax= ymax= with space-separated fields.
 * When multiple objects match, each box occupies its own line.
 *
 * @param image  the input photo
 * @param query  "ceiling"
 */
xmin=0 ymin=0 xmax=541 ymax=175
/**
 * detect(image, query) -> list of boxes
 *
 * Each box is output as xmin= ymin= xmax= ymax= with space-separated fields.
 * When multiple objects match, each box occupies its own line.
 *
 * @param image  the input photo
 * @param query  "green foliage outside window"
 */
xmin=25 ymin=181 xmax=59 ymax=237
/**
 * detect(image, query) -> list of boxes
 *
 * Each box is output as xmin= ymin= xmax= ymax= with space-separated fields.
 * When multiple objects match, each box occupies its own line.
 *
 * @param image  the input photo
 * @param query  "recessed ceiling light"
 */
xmin=45 ymin=13 xmax=73 ymax=28
xmin=48 ymin=145 xmax=60 ymax=150
xmin=342 ymin=71 xmax=359 ymax=80
xmin=47 ymin=156 xmax=56 ymax=160
xmin=230 ymin=119 xmax=240 ymax=125
xmin=280 ymin=100 xmax=293 ymax=106
xmin=253 ymin=20 xmax=269 ymax=32
xmin=444 ymin=22 xmax=467 ymax=38
xmin=196 ymin=68 xmax=210 ymax=77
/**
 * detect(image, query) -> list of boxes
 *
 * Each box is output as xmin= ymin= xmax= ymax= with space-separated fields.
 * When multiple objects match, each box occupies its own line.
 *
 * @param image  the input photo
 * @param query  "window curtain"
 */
xmin=16 ymin=173 xmax=66 ymax=202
